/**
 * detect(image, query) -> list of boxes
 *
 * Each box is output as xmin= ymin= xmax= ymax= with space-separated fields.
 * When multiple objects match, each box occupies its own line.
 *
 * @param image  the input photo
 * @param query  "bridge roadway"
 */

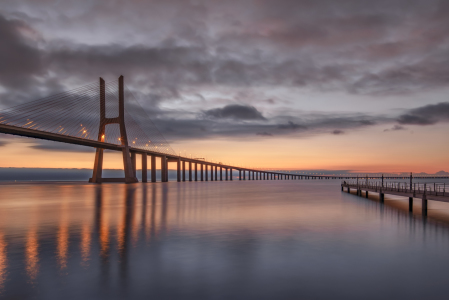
xmin=342 ymin=181 xmax=449 ymax=215
xmin=2 ymin=122 xmax=449 ymax=183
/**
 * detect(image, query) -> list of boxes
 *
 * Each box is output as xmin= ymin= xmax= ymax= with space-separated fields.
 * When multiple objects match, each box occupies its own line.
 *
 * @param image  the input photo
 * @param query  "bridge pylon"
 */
xmin=89 ymin=75 xmax=138 ymax=183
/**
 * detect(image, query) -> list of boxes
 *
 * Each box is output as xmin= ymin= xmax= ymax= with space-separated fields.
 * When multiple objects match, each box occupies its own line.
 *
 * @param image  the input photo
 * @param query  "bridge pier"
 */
xmin=195 ymin=163 xmax=198 ymax=181
xmin=177 ymin=159 xmax=181 ymax=182
xmin=239 ymin=170 xmax=241 ymax=180
xmin=243 ymin=170 xmax=246 ymax=180
xmin=365 ymin=190 xmax=368 ymax=198
xmin=161 ymin=156 xmax=168 ymax=182
xmin=230 ymin=168 xmax=232 ymax=181
xmin=200 ymin=164 xmax=203 ymax=181
xmin=142 ymin=153 xmax=147 ymax=183
xmin=151 ymin=155 xmax=156 ymax=182
xmin=182 ymin=161 xmax=186 ymax=182
xmin=422 ymin=193 xmax=427 ymax=216
xmin=379 ymin=192 xmax=384 ymax=203
xmin=205 ymin=165 xmax=208 ymax=181
xmin=220 ymin=167 xmax=223 ymax=181
xmin=409 ymin=197 xmax=413 ymax=212
xmin=131 ymin=152 xmax=137 ymax=178
xmin=189 ymin=162 xmax=192 ymax=181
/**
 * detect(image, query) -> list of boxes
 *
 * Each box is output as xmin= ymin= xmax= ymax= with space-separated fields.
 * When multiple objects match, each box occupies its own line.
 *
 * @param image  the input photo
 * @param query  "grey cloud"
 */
xmin=277 ymin=121 xmax=307 ymax=130
xmin=332 ymin=130 xmax=344 ymax=135
xmin=384 ymin=124 xmax=406 ymax=132
xmin=397 ymin=102 xmax=449 ymax=125
xmin=28 ymin=140 xmax=95 ymax=152
xmin=203 ymin=104 xmax=266 ymax=120
xmin=256 ymin=132 xmax=273 ymax=136
xmin=0 ymin=14 xmax=42 ymax=89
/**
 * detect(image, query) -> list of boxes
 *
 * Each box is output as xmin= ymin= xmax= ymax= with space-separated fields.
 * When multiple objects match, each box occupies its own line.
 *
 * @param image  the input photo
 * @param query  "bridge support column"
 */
xmin=177 ymin=159 xmax=181 ymax=182
xmin=409 ymin=197 xmax=413 ymax=212
xmin=189 ymin=162 xmax=192 ymax=181
xmin=131 ymin=152 xmax=137 ymax=178
xmin=239 ymin=170 xmax=241 ymax=180
xmin=365 ymin=190 xmax=368 ymax=198
xmin=194 ymin=163 xmax=198 ymax=181
xmin=205 ymin=165 xmax=208 ymax=181
xmin=142 ymin=153 xmax=147 ymax=183
xmin=200 ymin=164 xmax=203 ymax=181
xmin=220 ymin=167 xmax=222 ymax=181
xmin=151 ymin=155 xmax=156 ymax=182
xmin=161 ymin=156 xmax=167 ymax=182
xmin=230 ymin=168 xmax=232 ymax=181
xmin=182 ymin=161 xmax=186 ymax=182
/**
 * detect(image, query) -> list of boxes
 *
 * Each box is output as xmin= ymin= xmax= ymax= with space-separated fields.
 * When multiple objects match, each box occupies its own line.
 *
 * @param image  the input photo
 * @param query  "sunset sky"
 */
xmin=0 ymin=0 xmax=448 ymax=173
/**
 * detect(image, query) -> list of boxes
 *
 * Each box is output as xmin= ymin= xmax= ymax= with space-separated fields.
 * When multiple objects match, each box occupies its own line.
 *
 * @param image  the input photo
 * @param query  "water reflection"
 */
xmin=0 ymin=181 xmax=448 ymax=299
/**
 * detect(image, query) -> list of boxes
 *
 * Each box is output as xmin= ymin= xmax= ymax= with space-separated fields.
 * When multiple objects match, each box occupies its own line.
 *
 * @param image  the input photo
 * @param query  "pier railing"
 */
xmin=342 ymin=181 xmax=447 ymax=197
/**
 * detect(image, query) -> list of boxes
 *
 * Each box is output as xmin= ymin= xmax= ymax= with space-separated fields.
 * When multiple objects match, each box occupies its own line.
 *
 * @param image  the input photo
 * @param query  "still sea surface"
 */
xmin=0 ymin=179 xmax=449 ymax=300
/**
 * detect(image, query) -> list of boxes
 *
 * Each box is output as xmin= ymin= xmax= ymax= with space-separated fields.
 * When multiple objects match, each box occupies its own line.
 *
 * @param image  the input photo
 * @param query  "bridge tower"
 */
xmin=90 ymin=76 xmax=138 ymax=183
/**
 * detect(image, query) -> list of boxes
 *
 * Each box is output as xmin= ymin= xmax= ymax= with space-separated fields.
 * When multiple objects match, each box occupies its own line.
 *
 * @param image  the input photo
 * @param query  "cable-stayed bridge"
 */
xmin=1 ymin=76 xmax=447 ymax=183
xmin=0 ymin=76 xmax=303 ymax=183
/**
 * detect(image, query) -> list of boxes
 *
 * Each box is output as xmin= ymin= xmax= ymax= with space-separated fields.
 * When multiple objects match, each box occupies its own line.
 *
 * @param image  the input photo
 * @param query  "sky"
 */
xmin=0 ymin=0 xmax=448 ymax=173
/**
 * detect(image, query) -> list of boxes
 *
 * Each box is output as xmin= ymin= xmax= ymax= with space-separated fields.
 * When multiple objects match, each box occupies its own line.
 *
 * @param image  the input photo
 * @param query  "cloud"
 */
xmin=332 ymin=130 xmax=344 ymax=135
xmin=203 ymin=104 xmax=266 ymax=120
xmin=256 ymin=132 xmax=273 ymax=136
xmin=383 ymin=124 xmax=406 ymax=132
xmin=397 ymin=102 xmax=449 ymax=125
xmin=277 ymin=121 xmax=307 ymax=130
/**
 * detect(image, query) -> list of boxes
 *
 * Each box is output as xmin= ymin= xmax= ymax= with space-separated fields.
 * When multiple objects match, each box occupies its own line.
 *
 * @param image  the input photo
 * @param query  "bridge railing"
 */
xmin=342 ymin=181 xmax=447 ymax=197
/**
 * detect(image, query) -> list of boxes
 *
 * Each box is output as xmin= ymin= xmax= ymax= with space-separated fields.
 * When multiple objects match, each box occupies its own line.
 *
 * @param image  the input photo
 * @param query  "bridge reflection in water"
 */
xmin=1 ymin=181 xmax=449 ymax=299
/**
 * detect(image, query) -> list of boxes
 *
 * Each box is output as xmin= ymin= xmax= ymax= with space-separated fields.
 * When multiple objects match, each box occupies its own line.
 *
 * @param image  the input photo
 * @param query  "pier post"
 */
xmin=225 ymin=168 xmax=228 ymax=181
xmin=243 ymin=170 xmax=246 ymax=180
xmin=215 ymin=166 xmax=218 ymax=181
xmin=200 ymin=164 xmax=203 ymax=181
xmin=142 ymin=153 xmax=147 ymax=183
xmin=220 ymin=167 xmax=223 ymax=181
xmin=205 ymin=165 xmax=208 ymax=181
xmin=239 ymin=170 xmax=241 ymax=180
xmin=365 ymin=191 xmax=368 ymax=198
xmin=379 ymin=192 xmax=384 ymax=203
xmin=151 ymin=155 xmax=156 ymax=182
xmin=409 ymin=197 xmax=413 ymax=212
xmin=422 ymin=185 xmax=427 ymax=215
xmin=341 ymin=185 xmax=343 ymax=191
xmin=189 ymin=162 xmax=192 ymax=181
xmin=230 ymin=168 xmax=233 ymax=181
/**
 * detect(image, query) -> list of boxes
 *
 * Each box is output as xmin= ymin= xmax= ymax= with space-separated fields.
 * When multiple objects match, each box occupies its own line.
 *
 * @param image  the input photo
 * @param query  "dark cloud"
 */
xmin=397 ymin=102 xmax=449 ymax=125
xmin=277 ymin=121 xmax=307 ymax=130
xmin=332 ymin=130 xmax=344 ymax=135
xmin=28 ymin=140 xmax=95 ymax=152
xmin=384 ymin=125 xmax=406 ymax=132
xmin=256 ymin=132 xmax=273 ymax=136
xmin=203 ymin=105 xmax=266 ymax=120
xmin=0 ymin=14 xmax=42 ymax=89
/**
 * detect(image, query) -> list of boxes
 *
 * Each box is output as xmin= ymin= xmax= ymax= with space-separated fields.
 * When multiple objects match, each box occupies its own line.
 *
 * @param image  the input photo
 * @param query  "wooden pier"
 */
xmin=341 ymin=178 xmax=448 ymax=215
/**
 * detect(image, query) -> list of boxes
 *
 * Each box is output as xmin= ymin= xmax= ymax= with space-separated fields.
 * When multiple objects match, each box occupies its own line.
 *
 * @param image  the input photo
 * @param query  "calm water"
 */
xmin=1 ymin=180 xmax=449 ymax=300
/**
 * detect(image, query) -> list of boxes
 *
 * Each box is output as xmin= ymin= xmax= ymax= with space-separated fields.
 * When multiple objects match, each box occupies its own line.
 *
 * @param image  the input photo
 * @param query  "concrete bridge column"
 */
xmin=243 ymin=170 xmax=246 ymax=180
xmin=239 ymin=170 xmax=241 ymax=180
xmin=189 ymin=162 xmax=192 ymax=182
xmin=220 ymin=167 xmax=223 ymax=181
xmin=205 ymin=165 xmax=208 ymax=181
xmin=225 ymin=168 xmax=228 ymax=181
xmin=182 ymin=161 xmax=186 ymax=182
xmin=194 ymin=163 xmax=198 ymax=181
xmin=151 ymin=155 xmax=156 ymax=182
xmin=131 ymin=152 xmax=137 ymax=178
xmin=215 ymin=166 xmax=218 ymax=181
xmin=142 ymin=153 xmax=147 ymax=183
xmin=365 ymin=191 xmax=368 ymax=198
xmin=200 ymin=164 xmax=203 ymax=181
xmin=161 ymin=156 xmax=167 ymax=182
xmin=409 ymin=197 xmax=413 ymax=212
xmin=379 ymin=191 xmax=384 ymax=203
xmin=230 ymin=168 xmax=233 ymax=181
xmin=177 ymin=159 xmax=181 ymax=182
